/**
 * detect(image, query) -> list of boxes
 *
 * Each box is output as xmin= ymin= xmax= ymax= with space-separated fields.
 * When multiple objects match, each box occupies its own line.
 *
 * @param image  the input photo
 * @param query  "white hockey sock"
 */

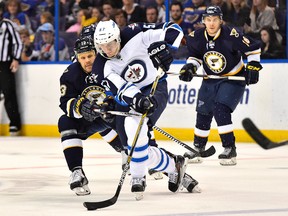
xmin=126 ymin=116 xmax=149 ymax=178
xmin=147 ymin=146 xmax=175 ymax=173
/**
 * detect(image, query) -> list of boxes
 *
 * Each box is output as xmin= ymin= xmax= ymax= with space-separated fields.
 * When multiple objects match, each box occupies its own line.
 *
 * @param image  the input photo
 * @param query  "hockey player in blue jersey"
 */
xmin=58 ymin=36 xmax=125 ymax=196
xmin=179 ymin=6 xmax=263 ymax=166
xmin=92 ymin=20 xmax=200 ymax=200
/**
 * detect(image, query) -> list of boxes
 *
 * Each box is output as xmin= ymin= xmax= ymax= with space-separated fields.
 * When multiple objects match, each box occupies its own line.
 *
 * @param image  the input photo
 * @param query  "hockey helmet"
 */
xmin=74 ymin=36 xmax=95 ymax=56
xmin=202 ymin=6 xmax=223 ymax=21
xmin=80 ymin=24 xmax=96 ymax=39
xmin=93 ymin=19 xmax=121 ymax=59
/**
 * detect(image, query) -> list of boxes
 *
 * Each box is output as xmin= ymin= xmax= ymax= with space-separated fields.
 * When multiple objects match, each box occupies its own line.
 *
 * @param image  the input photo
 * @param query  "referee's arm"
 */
xmin=6 ymin=21 xmax=23 ymax=61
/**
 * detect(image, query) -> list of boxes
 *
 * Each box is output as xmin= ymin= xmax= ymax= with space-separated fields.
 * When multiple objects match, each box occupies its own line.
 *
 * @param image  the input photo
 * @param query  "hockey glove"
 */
xmin=179 ymin=63 xmax=198 ymax=82
xmin=74 ymin=96 xmax=100 ymax=122
xmin=132 ymin=93 xmax=158 ymax=116
xmin=148 ymin=41 xmax=173 ymax=72
xmin=100 ymin=96 xmax=116 ymax=123
xmin=245 ymin=61 xmax=263 ymax=85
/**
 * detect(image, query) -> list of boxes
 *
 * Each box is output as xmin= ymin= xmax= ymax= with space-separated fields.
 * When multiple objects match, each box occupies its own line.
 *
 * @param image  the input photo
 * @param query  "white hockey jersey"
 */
xmin=92 ymin=22 xmax=183 ymax=106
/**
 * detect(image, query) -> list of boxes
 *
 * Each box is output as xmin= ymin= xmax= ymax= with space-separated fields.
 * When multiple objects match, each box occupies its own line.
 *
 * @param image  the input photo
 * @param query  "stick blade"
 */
xmin=83 ymin=196 xmax=117 ymax=211
xmin=200 ymin=145 xmax=216 ymax=157
xmin=242 ymin=118 xmax=288 ymax=149
xmin=242 ymin=118 xmax=271 ymax=149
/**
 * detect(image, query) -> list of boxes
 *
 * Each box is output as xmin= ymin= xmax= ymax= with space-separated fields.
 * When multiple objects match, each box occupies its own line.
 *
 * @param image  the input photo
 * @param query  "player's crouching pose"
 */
xmin=179 ymin=6 xmax=262 ymax=166
xmin=58 ymin=37 xmax=125 ymax=196
xmin=92 ymin=20 xmax=200 ymax=200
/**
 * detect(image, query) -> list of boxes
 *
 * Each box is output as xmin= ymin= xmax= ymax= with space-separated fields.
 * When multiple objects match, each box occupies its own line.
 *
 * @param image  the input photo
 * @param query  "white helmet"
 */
xmin=94 ymin=20 xmax=121 ymax=59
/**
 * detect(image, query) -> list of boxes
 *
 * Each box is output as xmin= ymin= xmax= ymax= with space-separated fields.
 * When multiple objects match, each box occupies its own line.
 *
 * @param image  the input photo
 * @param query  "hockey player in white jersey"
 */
xmin=92 ymin=20 xmax=200 ymax=200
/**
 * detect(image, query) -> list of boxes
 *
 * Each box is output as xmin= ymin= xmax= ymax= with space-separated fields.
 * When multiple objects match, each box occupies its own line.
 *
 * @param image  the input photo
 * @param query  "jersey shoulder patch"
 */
xmin=229 ymin=28 xmax=240 ymax=38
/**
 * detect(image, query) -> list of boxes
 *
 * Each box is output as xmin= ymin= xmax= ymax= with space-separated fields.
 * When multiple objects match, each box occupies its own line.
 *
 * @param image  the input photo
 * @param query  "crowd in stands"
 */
xmin=1 ymin=0 xmax=286 ymax=61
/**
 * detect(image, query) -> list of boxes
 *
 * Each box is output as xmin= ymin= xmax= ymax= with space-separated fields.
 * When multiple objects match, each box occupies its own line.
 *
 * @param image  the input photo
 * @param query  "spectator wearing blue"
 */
xmin=34 ymin=23 xmax=70 ymax=61
xmin=3 ymin=0 xmax=34 ymax=34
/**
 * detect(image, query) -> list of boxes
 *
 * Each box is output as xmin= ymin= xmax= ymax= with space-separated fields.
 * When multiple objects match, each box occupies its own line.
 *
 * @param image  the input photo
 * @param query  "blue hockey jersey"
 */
xmin=186 ymin=25 xmax=261 ymax=76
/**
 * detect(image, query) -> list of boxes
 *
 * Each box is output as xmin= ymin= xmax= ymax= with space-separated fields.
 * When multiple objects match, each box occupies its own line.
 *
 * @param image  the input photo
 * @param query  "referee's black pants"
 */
xmin=0 ymin=61 xmax=21 ymax=130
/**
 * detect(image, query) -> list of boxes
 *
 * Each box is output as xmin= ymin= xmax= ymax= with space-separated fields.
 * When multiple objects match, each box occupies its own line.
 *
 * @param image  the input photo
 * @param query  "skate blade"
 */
xmin=219 ymin=157 xmax=237 ymax=166
xmin=151 ymin=172 xmax=163 ymax=180
xmin=187 ymin=157 xmax=203 ymax=164
xmin=176 ymin=158 xmax=189 ymax=193
xmin=73 ymin=185 xmax=91 ymax=196
xmin=134 ymin=192 xmax=144 ymax=201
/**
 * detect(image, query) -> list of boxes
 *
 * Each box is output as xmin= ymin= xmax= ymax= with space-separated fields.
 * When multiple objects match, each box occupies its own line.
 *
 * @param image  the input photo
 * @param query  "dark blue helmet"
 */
xmin=80 ymin=24 xmax=96 ymax=39
xmin=202 ymin=6 xmax=223 ymax=20
xmin=74 ymin=36 xmax=95 ymax=55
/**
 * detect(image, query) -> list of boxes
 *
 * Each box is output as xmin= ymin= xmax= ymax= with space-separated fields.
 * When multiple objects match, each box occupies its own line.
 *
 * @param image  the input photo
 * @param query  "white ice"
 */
xmin=0 ymin=137 xmax=288 ymax=216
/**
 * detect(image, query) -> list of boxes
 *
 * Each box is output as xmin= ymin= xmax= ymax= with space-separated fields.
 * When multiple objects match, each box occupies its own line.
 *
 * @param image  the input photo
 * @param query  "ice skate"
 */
xmin=9 ymin=126 xmax=20 ymax=136
xmin=148 ymin=169 xmax=163 ymax=180
xmin=69 ymin=168 xmax=91 ymax=196
xmin=168 ymin=155 xmax=187 ymax=192
xmin=218 ymin=147 xmax=237 ymax=166
xmin=181 ymin=173 xmax=202 ymax=193
xmin=131 ymin=176 xmax=146 ymax=201
xmin=184 ymin=146 xmax=205 ymax=164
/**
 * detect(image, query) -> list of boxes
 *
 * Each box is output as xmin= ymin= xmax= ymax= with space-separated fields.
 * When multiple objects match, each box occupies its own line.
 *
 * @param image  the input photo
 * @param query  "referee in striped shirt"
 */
xmin=0 ymin=2 xmax=23 ymax=136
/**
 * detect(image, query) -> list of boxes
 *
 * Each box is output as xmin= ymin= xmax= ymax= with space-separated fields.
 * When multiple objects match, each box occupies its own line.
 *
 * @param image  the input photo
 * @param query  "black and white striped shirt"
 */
xmin=0 ymin=18 xmax=23 ymax=62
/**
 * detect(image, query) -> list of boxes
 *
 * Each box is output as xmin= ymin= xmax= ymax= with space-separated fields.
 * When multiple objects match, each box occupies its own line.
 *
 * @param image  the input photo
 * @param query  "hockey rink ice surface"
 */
xmin=0 ymin=137 xmax=288 ymax=216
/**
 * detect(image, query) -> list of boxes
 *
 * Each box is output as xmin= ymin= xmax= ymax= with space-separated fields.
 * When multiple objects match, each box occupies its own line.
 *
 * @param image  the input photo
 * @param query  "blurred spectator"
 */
xmin=245 ymin=0 xmax=280 ymax=41
xmin=102 ymin=0 xmax=115 ymax=21
xmin=19 ymin=29 xmax=38 ymax=61
xmin=112 ymin=9 xmax=128 ymax=30
xmin=138 ymin=0 xmax=157 ymax=8
xmin=39 ymin=11 xmax=54 ymax=26
xmin=156 ymin=0 xmax=165 ymax=23
xmin=34 ymin=23 xmax=70 ymax=61
xmin=81 ymin=8 xmax=97 ymax=27
xmin=122 ymin=0 xmax=145 ymax=24
xmin=170 ymin=1 xmax=190 ymax=35
xmin=66 ymin=9 xmax=84 ymax=34
xmin=146 ymin=6 xmax=158 ymax=23
xmin=66 ymin=8 xmax=96 ymax=35
xmin=182 ymin=0 xmax=207 ymax=33
xmin=260 ymin=25 xmax=286 ymax=59
xmin=44 ymin=0 xmax=66 ymax=30
xmin=210 ymin=0 xmax=228 ymax=15
xmin=3 ymin=0 xmax=34 ymax=34
xmin=224 ymin=0 xmax=251 ymax=32
xmin=91 ymin=6 xmax=102 ymax=23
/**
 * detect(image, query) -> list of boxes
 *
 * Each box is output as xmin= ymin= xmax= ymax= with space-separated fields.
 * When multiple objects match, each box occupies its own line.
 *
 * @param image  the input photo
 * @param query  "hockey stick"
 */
xmin=242 ymin=118 xmax=288 ymax=149
xmin=167 ymin=71 xmax=245 ymax=81
xmin=153 ymin=125 xmax=216 ymax=157
xmin=83 ymin=68 xmax=164 ymax=210
xmin=93 ymin=109 xmax=142 ymax=117
xmin=94 ymin=109 xmax=215 ymax=156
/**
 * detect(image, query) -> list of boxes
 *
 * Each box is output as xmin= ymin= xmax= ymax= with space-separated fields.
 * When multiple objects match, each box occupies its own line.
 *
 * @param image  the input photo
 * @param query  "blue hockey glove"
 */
xmin=100 ymin=96 xmax=116 ymax=123
xmin=132 ymin=93 xmax=158 ymax=116
xmin=74 ymin=96 xmax=100 ymax=122
xmin=148 ymin=41 xmax=173 ymax=72
xmin=179 ymin=63 xmax=198 ymax=82
xmin=245 ymin=61 xmax=263 ymax=85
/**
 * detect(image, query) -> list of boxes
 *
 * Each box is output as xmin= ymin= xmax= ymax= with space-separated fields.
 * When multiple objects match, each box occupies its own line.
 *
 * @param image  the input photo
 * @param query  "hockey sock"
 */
xmin=213 ymin=102 xmax=235 ymax=147
xmin=194 ymin=112 xmax=213 ymax=147
xmin=147 ymin=146 xmax=175 ymax=173
xmin=100 ymin=129 xmax=124 ymax=152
